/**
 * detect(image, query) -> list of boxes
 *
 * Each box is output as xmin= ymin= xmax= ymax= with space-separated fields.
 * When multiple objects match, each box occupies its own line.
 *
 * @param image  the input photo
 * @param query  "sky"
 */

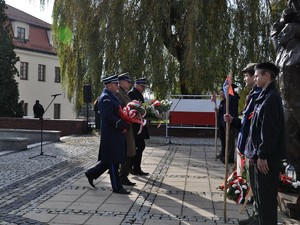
xmin=5 ymin=0 xmax=54 ymax=24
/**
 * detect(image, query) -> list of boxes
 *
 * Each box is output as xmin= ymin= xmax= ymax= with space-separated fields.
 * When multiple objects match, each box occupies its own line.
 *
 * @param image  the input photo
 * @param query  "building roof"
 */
xmin=5 ymin=4 xmax=56 ymax=55
xmin=5 ymin=4 xmax=51 ymax=29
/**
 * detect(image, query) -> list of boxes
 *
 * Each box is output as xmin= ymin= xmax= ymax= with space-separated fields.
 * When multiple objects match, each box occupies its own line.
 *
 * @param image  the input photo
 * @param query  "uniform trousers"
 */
xmin=219 ymin=126 xmax=237 ymax=161
xmin=133 ymin=138 xmax=145 ymax=172
xmin=219 ymin=127 xmax=226 ymax=157
xmin=120 ymin=156 xmax=134 ymax=181
xmin=228 ymin=127 xmax=238 ymax=161
xmin=246 ymin=158 xmax=259 ymax=216
xmin=85 ymin=162 xmax=121 ymax=192
xmin=254 ymin=162 xmax=279 ymax=225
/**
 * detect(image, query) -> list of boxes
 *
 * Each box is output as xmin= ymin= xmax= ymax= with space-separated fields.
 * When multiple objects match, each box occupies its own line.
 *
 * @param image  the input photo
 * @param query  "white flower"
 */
xmin=242 ymin=185 xmax=247 ymax=189
xmin=232 ymin=184 xmax=237 ymax=188
xmin=235 ymin=190 xmax=240 ymax=194
xmin=292 ymin=181 xmax=300 ymax=189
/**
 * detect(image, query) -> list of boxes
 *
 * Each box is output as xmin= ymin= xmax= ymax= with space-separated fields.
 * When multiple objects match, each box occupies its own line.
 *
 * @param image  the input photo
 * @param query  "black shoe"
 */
xmin=129 ymin=169 xmax=138 ymax=175
xmin=113 ymin=188 xmax=131 ymax=194
xmin=132 ymin=168 xmax=149 ymax=176
xmin=238 ymin=215 xmax=257 ymax=225
xmin=121 ymin=179 xmax=136 ymax=186
xmin=137 ymin=170 xmax=149 ymax=176
xmin=85 ymin=172 xmax=95 ymax=188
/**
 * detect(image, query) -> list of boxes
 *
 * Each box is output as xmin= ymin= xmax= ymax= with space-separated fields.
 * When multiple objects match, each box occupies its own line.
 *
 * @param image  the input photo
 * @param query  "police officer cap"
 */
xmin=255 ymin=62 xmax=279 ymax=76
xmin=241 ymin=63 xmax=257 ymax=73
xmin=135 ymin=78 xmax=147 ymax=87
xmin=102 ymin=74 xmax=119 ymax=84
xmin=118 ymin=72 xmax=132 ymax=83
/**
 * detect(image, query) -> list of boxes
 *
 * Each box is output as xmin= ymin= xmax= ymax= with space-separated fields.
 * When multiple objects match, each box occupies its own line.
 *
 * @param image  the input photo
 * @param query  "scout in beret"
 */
xmin=242 ymin=63 xmax=257 ymax=74
xmin=248 ymin=61 xmax=285 ymax=225
xmin=223 ymin=62 xmax=261 ymax=225
xmin=254 ymin=62 xmax=279 ymax=80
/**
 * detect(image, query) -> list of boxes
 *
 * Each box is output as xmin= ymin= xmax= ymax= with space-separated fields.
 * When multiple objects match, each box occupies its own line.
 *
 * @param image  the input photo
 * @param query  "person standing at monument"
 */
xmin=246 ymin=62 xmax=286 ymax=225
xmin=224 ymin=63 xmax=261 ymax=225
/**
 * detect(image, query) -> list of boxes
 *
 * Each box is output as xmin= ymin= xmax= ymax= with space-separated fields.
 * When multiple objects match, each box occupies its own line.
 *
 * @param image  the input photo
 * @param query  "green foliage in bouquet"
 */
xmin=143 ymin=99 xmax=172 ymax=122
xmin=155 ymin=99 xmax=172 ymax=114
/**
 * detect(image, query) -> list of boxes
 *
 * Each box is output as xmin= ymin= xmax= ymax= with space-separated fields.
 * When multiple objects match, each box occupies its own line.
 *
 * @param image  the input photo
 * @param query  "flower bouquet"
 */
xmin=144 ymin=99 xmax=172 ymax=122
xmin=277 ymin=160 xmax=300 ymax=193
xmin=119 ymin=100 xmax=146 ymax=134
xmin=217 ymin=171 xmax=253 ymax=204
xmin=155 ymin=99 xmax=172 ymax=114
xmin=278 ymin=174 xmax=300 ymax=194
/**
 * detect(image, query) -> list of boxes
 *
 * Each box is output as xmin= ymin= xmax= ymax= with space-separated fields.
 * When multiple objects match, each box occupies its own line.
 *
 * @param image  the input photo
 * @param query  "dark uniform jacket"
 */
xmin=219 ymin=92 xmax=239 ymax=129
xmin=115 ymin=87 xmax=136 ymax=157
xmin=232 ymin=86 xmax=262 ymax=154
xmin=128 ymin=87 xmax=149 ymax=139
xmin=98 ymin=88 xmax=129 ymax=163
xmin=245 ymin=82 xmax=286 ymax=162
xmin=217 ymin=99 xmax=225 ymax=129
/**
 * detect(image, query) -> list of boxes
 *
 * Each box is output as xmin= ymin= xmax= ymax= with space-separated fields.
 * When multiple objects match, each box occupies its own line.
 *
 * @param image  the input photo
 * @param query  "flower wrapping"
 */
xmin=118 ymin=100 xmax=146 ymax=134
xmin=144 ymin=99 xmax=172 ymax=123
xmin=218 ymin=171 xmax=252 ymax=204
xmin=279 ymin=174 xmax=300 ymax=193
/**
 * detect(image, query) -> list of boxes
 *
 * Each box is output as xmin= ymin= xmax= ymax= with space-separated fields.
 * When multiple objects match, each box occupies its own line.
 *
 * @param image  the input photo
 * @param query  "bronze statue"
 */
xmin=271 ymin=0 xmax=300 ymax=179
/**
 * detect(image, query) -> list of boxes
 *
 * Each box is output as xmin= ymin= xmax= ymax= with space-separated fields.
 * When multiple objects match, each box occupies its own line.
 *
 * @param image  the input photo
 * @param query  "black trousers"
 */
xmin=219 ymin=126 xmax=237 ymax=160
xmin=120 ymin=156 xmax=134 ymax=181
xmin=254 ymin=162 xmax=279 ymax=225
xmin=219 ymin=127 xmax=225 ymax=156
xmin=86 ymin=162 xmax=122 ymax=192
xmin=228 ymin=127 xmax=238 ymax=160
xmin=246 ymin=159 xmax=259 ymax=215
xmin=132 ymin=138 xmax=145 ymax=171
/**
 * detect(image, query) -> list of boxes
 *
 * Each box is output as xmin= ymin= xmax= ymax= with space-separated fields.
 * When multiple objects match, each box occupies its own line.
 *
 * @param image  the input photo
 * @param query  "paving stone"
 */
xmin=0 ymin=134 xmax=296 ymax=224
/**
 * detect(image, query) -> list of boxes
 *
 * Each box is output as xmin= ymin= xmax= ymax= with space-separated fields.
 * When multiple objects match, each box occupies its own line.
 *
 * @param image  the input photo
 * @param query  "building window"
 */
xmin=20 ymin=62 xmax=28 ymax=80
xmin=17 ymin=27 xmax=26 ymax=42
xmin=24 ymin=103 xmax=28 ymax=116
xmin=55 ymin=67 xmax=61 ymax=83
xmin=54 ymin=104 xmax=61 ymax=119
xmin=38 ymin=64 xmax=46 ymax=81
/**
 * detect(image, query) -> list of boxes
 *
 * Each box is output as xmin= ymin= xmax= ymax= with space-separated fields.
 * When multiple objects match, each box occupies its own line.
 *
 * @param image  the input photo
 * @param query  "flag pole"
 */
xmin=223 ymin=72 xmax=232 ymax=223
xmin=213 ymin=92 xmax=218 ymax=161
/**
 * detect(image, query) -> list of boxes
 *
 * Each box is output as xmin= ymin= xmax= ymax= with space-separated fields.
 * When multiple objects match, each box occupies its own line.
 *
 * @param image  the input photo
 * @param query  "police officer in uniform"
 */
xmin=85 ymin=74 xmax=130 ymax=194
xmin=128 ymin=78 xmax=150 ymax=175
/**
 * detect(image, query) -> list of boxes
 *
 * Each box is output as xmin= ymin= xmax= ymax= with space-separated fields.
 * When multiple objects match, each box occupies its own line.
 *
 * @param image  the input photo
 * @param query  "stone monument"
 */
xmin=271 ymin=0 xmax=300 ymax=179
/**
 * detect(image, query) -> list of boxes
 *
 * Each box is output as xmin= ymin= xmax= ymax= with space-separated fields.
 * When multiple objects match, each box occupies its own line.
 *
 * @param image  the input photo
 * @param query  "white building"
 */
xmin=5 ymin=4 xmax=76 ymax=119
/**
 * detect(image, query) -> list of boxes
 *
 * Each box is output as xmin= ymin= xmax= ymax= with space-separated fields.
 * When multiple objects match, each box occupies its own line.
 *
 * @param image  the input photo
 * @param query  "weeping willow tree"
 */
xmin=39 ymin=0 xmax=285 ymax=112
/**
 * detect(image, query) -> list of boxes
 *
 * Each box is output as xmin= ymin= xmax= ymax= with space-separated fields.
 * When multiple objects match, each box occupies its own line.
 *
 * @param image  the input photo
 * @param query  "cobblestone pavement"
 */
xmin=0 ymin=134 xmax=299 ymax=225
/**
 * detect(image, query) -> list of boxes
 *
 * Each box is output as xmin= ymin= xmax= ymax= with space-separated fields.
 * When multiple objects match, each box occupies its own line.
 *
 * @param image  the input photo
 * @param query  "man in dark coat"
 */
xmin=215 ymin=90 xmax=226 ymax=160
xmin=85 ymin=74 xmax=130 ymax=194
xmin=33 ymin=100 xmax=44 ymax=118
xmin=245 ymin=62 xmax=286 ymax=225
xmin=224 ymin=63 xmax=262 ymax=225
xmin=217 ymin=84 xmax=239 ymax=164
xmin=115 ymin=72 xmax=136 ymax=186
xmin=128 ymin=78 xmax=150 ymax=176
